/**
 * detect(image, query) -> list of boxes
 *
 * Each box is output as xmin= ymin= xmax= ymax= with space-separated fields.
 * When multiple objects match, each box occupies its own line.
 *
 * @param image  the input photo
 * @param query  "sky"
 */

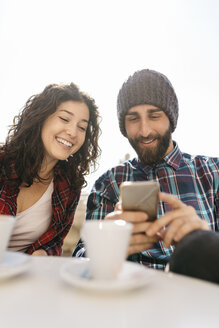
xmin=0 ymin=0 xmax=218 ymax=191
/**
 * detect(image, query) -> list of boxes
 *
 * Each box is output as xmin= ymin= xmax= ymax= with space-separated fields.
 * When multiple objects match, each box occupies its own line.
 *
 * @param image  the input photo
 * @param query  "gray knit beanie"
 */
xmin=117 ymin=69 xmax=179 ymax=137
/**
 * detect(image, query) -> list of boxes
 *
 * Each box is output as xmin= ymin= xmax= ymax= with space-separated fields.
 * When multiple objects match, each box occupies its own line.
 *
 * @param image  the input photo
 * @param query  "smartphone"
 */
xmin=120 ymin=181 xmax=160 ymax=221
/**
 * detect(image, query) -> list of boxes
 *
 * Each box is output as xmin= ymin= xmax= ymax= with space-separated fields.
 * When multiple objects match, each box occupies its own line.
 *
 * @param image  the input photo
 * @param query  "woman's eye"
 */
xmin=79 ymin=126 xmax=86 ymax=132
xmin=59 ymin=116 xmax=69 ymax=122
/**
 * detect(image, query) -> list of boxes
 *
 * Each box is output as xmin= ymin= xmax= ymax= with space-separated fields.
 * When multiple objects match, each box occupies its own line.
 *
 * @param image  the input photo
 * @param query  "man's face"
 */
xmin=125 ymin=104 xmax=174 ymax=166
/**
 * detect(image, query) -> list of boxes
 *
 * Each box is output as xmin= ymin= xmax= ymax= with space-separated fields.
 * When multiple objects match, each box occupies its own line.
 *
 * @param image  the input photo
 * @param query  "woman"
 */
xmin=0 ymin=82 xmax=100 ymax=256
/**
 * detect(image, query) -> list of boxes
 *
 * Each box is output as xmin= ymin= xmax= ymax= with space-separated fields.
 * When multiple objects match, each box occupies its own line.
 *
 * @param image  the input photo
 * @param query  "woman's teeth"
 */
xmin=56 ymin=137 xmax=73 ymax=147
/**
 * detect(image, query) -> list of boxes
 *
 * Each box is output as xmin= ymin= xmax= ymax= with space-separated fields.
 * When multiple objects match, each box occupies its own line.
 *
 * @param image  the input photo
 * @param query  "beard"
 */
xmin=128 ymin=126 xmax=172 ymax=166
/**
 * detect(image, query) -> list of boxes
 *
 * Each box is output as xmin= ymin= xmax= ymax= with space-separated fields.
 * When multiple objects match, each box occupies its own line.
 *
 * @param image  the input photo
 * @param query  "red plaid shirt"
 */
xmin=0 ymin=159 xmax=80 ymax=255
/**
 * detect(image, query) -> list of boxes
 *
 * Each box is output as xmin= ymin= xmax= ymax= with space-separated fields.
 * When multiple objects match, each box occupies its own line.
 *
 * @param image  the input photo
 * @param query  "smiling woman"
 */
xmin=0 ymin=83 xmax=101 ymax=256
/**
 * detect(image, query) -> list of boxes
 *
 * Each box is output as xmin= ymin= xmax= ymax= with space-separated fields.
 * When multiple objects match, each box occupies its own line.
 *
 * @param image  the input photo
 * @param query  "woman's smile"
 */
xmin=55 ymin=137 xmax=73 ymax=148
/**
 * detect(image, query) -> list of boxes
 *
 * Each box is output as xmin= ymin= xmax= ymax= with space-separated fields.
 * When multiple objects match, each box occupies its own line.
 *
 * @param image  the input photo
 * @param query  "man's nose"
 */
xmin=139 ymin=119 xmax=152 ymax=137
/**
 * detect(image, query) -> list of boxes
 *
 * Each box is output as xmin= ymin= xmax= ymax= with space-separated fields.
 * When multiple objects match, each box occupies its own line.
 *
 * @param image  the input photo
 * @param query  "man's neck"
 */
xmin=164 ymin=138 xmax=174 ymax=157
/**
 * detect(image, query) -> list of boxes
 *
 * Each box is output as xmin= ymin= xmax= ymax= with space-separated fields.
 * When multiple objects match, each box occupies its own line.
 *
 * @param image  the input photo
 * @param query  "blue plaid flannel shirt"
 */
xmin=73 ymin=143 xmax=219 ymax=270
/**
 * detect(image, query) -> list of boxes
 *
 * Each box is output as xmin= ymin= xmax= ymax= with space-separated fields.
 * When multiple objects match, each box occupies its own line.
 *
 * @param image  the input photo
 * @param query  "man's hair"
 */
xmin=1 ymin=83 xmax=101 ymax=190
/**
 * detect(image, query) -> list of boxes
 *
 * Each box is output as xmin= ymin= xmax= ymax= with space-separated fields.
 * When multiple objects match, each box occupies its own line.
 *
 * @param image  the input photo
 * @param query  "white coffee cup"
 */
xmin=81 ymin=220 xmax=133 ymax=280
xmin=0 ymin=215 xmax=15 ymax=261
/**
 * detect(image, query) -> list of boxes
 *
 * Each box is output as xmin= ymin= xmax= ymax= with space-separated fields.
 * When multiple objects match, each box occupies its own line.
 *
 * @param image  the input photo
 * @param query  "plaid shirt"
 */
xmin=0 ymin=159 xmax=80 ymax=256
xmin=73 ymin=143 xmax=219 ymax=270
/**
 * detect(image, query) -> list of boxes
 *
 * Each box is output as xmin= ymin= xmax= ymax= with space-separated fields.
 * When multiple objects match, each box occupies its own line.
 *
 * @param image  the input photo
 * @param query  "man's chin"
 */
xmin=137 ymin=146 xmax=165 ymax=166
xmin=138 ymin=156 xmax=160 ymax=166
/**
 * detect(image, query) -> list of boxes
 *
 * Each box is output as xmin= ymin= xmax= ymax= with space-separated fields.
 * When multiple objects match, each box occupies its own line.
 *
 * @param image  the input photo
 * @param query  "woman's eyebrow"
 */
xmin=59 ymin=109 xmax=73 ymax=116
xmin=59 ymin=109 xmax=89 ymax=123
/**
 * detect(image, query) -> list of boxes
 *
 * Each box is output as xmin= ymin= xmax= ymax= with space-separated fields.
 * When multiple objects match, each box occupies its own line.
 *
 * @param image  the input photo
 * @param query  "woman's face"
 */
xmin=41 ymin=100 xmax=89 ymax=167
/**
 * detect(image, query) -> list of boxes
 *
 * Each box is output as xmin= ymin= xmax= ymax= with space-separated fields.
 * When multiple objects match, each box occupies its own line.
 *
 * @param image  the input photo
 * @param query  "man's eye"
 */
xmin=59 ymin=116 xmax=69 ymax=122
xmin=150 ymin=115 xmax=160 ymax=119
xmin=128 ymin=117 xmax=138 ymax=121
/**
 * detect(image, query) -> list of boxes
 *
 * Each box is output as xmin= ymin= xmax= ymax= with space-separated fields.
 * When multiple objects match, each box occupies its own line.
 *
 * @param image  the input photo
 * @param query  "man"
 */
xmin=73 ymin=69 xmax=219 ymax=272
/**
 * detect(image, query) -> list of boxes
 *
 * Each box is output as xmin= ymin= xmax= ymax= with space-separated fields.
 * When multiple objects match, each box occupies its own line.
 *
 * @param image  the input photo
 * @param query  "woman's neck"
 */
xmin=38 ymin=158 xmax=57 ymax=181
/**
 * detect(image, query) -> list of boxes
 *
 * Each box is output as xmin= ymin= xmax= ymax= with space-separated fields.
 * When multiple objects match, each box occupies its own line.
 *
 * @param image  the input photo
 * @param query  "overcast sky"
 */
xmin=0 ymin=0 xmax=218 ymax=190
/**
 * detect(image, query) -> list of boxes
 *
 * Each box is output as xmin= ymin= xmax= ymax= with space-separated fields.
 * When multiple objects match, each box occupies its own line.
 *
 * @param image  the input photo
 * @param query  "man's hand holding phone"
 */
xmin=105 ymin=181 xmax=160 ymax=256
xmin=145 ymin=192 xmax=209 ymax=248
xmin=105 ymin=181 xmax=210 ymax=256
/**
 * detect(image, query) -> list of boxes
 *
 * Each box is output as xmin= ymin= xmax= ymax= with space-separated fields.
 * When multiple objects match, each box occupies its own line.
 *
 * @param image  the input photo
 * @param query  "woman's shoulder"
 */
xmin=53 ymin=163 xmax=80 ymax=191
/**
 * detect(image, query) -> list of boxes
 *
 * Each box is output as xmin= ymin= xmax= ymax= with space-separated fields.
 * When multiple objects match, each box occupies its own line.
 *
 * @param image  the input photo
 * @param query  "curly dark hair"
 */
xmin=1 ymin=83 xmax=101 ymax=190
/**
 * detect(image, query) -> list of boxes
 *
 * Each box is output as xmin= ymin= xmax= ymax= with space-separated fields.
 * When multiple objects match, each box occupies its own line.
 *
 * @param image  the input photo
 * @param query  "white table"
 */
xmin=0 ymin=255 xmax=218 ymax=328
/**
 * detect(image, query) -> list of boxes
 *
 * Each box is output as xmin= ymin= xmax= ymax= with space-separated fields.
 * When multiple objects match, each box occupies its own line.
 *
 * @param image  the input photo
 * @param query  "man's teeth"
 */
xmin=142 ymin=139 xmax=155 ymax=144
xmin=56 ymin=137 xmax=73 ymax=147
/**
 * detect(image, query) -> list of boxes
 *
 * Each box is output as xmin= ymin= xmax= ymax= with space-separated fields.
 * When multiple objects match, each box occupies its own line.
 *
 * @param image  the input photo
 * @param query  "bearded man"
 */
xmin=73 ymin=69 xmax=219 ymax=274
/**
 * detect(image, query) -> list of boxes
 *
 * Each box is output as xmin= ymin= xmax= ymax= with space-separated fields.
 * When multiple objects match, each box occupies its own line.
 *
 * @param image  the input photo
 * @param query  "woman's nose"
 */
xmin=66 ymin=124 xmax=77 ymax=138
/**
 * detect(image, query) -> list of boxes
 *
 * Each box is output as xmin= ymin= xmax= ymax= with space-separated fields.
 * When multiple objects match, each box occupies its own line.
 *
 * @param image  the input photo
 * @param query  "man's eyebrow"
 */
xmin=59 ymin=109 xmax=89 ymax=123
xmin=126 ymin=108 xmax=162 ymax=116
xmin=126 ymin=111 xmax=139 ymax=116
xmin=148 ymin=109 xmax=162 ymax=114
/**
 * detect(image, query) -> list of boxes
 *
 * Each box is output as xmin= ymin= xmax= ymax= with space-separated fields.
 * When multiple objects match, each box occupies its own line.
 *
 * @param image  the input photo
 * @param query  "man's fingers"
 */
xmin=146 ymin=207 xmax=190 ymax=236
xmin=173 ymin=218 xmax=209 ymax=243
xmin=126 ymin=230 xmax=160 ymax=256
xmin=114 ymin=202 xmax=121 ymax=211
xmin=132 ymin=221 xmax=153 ymax=234
xmin=162 ymin=215 xmax=210 ymax=248
xmin=162 ymin=218 xmax=184 ymax=247
xmin=146 ymin=205 xmax=198 ymax=237
xmin=128 ymin=242 xmax=156 ymax=256
xmin=105 ymin=210 xmax=148 ymax=223
xmin=159 ymin=192 xmax=186 ymax=210
xmin=130 ymin=232 xmax=159 ymax=245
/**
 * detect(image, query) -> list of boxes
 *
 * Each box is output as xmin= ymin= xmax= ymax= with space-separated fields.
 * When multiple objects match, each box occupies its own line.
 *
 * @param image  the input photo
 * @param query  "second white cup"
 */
xmin=81 ymin=219 xmax=133 ymax=280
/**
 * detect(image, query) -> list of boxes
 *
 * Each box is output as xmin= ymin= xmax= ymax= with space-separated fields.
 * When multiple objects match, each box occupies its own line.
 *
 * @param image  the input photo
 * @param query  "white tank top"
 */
xmin=8 ymin=180 xmax=53 ymax=252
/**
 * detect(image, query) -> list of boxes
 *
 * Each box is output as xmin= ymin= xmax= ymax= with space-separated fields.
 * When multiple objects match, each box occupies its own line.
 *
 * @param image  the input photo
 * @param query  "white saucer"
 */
xmin=60 ymin=258 xmax=155 ymax=292
xmin=0 ymin=251 xmax=30 ymax=281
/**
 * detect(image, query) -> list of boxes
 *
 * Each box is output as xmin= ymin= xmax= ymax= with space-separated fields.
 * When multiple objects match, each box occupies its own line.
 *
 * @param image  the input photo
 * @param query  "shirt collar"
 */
xmin=137 ymin=141 xmax=182 ymax=173
xmin=163 ymin=142 xmax=182 ymax=170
